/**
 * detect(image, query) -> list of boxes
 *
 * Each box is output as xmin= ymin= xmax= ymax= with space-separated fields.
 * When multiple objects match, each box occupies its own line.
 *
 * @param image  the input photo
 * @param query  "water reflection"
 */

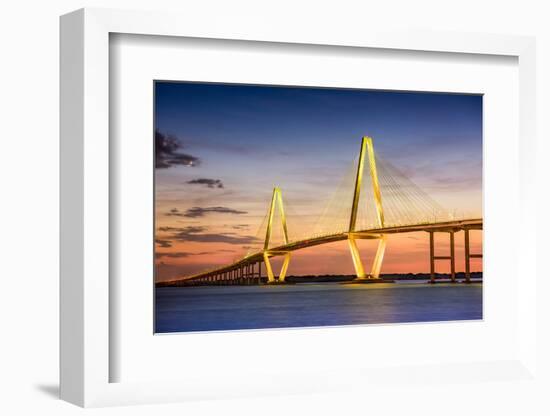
xmin=155 ymin=282 xmax=482 ymax=333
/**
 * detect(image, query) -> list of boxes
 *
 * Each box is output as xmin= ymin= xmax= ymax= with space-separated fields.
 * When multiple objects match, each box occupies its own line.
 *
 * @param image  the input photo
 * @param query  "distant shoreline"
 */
xmin=156 ymin=272 xmax=483 ymax=287
xmin=285 ymin=272 xmax=482 ymax=284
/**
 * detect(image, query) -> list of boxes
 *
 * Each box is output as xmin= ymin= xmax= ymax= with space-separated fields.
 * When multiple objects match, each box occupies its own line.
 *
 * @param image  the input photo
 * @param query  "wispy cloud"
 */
xmin=229 ymin=224 xmax=250 ymax=230
xmin=155 ymin=252 xmax=192 ymax=258
xmin=155 ymin=130 xmax=200 ymax=169
xmin=164 ymin=226 xmax=257 ymax=245
xmin=156 ymin=248 xmax=236 ymax=259
xmin=155 ymin=239 xmax=173 ymax=248
xmin=164 ymin=208 xmax=186 ymax=217
xmin=165 ymin=207 xmax=247 ymax=218
xmin=187 ymin=178 xmax=224 ymax=189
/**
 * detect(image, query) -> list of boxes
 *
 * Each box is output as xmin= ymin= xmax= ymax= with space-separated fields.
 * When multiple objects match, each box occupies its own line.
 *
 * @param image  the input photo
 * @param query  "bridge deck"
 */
xmin=178 ymin=218 xmax=482 ymax=282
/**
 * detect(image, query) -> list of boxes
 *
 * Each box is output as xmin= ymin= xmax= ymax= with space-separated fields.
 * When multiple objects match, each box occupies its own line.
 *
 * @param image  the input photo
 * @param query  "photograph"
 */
xmin=4 ymin=1 xmax=543 ymax=412
xmin=154 ymin=82 xmax=483 ymax=333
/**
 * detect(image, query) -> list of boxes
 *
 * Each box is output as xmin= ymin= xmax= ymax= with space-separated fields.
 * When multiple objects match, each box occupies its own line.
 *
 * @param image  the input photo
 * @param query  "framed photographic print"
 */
xmin=153 ymin=81 xmax=483 ymax=334
xmin=60 ymin=8 xmax=538 ymax=408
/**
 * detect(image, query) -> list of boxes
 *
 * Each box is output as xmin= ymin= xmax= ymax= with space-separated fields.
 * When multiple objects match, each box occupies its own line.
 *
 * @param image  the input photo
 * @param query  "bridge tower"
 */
xmin=348 ymin=136 xmax=387 ymax=280
xmin=262 ymin=186 xmax=291 ymax=283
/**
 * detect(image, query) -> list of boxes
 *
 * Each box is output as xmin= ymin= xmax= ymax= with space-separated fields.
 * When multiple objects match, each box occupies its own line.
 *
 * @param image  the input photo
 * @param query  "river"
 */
xmin=155 ymin=281 xmax=482 ymax=333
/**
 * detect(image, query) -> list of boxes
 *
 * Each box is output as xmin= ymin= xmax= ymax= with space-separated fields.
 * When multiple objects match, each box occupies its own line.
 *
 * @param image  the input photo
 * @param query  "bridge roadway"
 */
xmin=173 ymin=218 xmax=482 ymax=286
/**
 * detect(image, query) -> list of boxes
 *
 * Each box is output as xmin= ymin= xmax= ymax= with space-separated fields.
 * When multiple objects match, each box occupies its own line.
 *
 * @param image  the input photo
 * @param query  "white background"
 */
xmin=1 ymin=1 xmax=549 ymax=415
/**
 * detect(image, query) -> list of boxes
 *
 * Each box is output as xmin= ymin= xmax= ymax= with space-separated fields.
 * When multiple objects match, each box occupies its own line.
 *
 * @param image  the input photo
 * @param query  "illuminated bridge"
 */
xmin=170 ymin=137 xmax=482 ymax=286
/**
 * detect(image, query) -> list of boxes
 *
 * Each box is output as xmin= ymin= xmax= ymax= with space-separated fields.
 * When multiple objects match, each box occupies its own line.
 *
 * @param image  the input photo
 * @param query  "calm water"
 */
xmin=155 ymin=281 xmax=482 ymax=333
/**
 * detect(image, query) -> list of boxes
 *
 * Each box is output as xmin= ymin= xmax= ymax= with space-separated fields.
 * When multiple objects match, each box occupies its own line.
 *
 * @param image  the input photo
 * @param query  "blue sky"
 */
xmin=154 ymin=81 xmax=482 ymax=280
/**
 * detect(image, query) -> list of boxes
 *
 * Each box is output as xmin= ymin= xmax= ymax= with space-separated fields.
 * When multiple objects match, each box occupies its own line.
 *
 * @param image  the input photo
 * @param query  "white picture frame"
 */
xmin=60 ymin=8 xmax=537 ymax=408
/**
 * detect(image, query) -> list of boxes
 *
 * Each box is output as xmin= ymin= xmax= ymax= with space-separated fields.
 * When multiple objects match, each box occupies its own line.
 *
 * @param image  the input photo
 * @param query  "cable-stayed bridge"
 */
xmin=170 ymin=136 xmax=482 ymax=286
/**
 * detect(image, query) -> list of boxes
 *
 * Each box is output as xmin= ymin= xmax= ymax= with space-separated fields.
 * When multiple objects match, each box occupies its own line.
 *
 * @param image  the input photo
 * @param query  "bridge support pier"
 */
xmin=371 ymin=236 xmax=387 ymax=279
xmin=450 ymin=231 xmax=456 ymax=282
xmin=348 ymin=234 xmax=387 ymax=280
xmin=348 ymin=238 xmax=365 ymax=278
xmin=464 ymin=228 xmax=482 ymax=283
xmin=428 ymin=230 xmax=456 ymax=283
xmin=465 ymin=229 xmax=470 ymax=283
xmin=263 ymin=252 xmax=291 ymax=283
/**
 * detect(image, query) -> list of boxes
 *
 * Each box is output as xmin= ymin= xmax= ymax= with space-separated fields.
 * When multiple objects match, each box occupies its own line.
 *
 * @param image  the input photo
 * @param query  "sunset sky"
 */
xmin=154 ymin=82 xmax=482 ymax=282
